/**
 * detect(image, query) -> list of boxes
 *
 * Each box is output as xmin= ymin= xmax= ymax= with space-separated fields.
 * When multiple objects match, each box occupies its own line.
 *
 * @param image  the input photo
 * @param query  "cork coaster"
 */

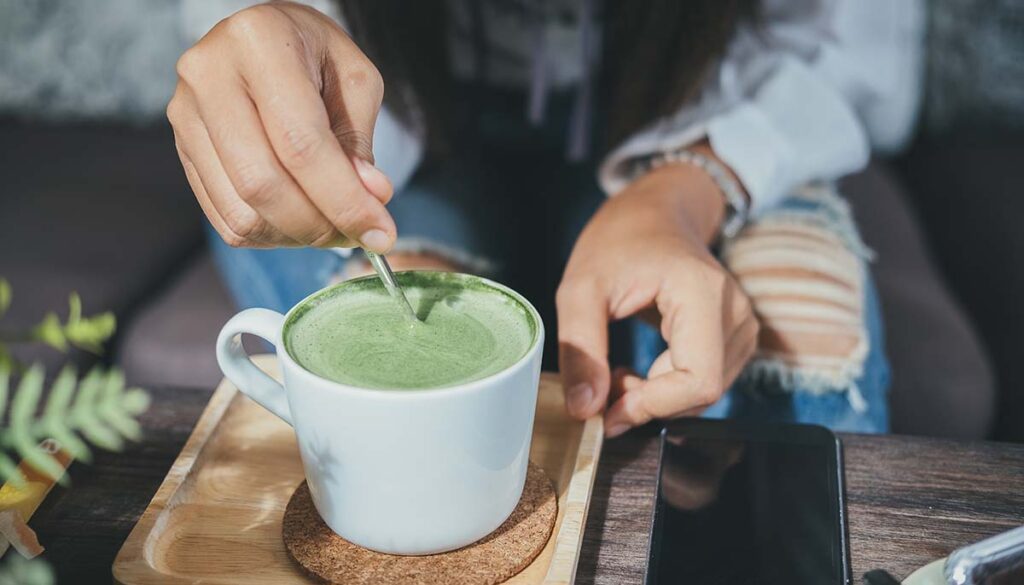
xmin=283 ymin=462 xmax=557 ymax=585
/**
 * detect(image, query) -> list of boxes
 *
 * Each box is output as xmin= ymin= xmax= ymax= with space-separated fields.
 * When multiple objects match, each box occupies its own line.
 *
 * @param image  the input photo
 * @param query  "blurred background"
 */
xmin=1 ymin=0 xmax=1022 ymax=441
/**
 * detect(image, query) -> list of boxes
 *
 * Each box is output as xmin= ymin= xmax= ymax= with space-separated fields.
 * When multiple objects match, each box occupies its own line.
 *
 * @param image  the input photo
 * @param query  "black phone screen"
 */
xmin=646 ymin=419 xmax=850 ymax=585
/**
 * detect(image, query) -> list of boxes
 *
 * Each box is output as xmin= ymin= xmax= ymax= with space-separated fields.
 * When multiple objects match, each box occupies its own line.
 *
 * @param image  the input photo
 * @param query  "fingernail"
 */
xmin=566 ymin=383 xmax=593 ymax=417
xmin=606 ymin=423 xmax=630 ymax=438
xmin=360 ymin=229 xmax=391 ymax=253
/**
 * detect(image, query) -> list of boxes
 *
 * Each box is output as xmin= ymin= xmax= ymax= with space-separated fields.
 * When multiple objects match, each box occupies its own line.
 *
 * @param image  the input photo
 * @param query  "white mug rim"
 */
xmin=277 ymin=271 xmax=545 ymax=400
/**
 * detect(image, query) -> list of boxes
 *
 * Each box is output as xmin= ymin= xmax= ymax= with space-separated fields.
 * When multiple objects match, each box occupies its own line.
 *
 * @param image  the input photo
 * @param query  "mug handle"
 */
xmin=216 ymin=308 xmax=292 ymax=425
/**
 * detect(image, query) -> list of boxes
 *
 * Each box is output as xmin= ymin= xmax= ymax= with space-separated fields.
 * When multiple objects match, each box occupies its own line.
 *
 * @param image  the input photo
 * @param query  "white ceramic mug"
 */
xmin=215 ymin=274 xmax=544 ymax=555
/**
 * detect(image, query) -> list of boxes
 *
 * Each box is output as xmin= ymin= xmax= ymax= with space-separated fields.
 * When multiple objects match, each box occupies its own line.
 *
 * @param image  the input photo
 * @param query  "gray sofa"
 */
xmin=2 ymin=117 xmax=1013 ymax=441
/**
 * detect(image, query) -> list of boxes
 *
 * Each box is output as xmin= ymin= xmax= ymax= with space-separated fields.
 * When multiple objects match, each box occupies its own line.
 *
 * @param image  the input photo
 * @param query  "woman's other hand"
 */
xmin=558 ymin=153 xmax=758 ymax=437
xmin=167 ymin=1 xmax=395 ymax=252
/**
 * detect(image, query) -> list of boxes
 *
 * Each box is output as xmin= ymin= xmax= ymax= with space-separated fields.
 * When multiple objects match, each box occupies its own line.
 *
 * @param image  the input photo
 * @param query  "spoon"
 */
xmin=364 ymin=251 xmax=419 ymax=322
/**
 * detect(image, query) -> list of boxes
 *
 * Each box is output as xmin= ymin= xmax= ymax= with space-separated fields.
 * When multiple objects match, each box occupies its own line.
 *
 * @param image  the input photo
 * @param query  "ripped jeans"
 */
xmin=209 ymin=92 xmax=889 ymax=434
xmin=633 ymin=186 xmax=890 ymax=433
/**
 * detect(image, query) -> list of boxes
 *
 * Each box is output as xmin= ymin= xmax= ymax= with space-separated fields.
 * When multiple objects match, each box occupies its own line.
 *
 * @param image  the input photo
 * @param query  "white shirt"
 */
xmin=183 ymin=0 xmax=925 ymax=215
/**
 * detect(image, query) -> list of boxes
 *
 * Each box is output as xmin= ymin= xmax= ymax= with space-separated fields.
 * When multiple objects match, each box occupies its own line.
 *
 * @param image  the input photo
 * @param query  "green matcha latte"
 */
xmin=283 ymin=272 xmax=537 ymax=390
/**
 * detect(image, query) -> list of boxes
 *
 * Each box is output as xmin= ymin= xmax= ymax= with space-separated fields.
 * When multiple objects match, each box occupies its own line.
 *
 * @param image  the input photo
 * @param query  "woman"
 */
xmin=168 ymin=0 xmax=923 ymax=436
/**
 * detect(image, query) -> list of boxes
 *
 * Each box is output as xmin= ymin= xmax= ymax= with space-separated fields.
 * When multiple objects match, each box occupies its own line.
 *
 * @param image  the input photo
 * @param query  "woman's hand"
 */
xmin=557 ymin=157 xmax=758 ymax=437
xmin=167 ymin=1 xmax=395 ymax=251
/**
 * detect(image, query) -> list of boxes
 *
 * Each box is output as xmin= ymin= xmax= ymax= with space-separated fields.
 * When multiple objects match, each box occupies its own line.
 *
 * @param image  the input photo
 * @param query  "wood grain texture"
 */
xmin=26 ymin=378 xmax=1024 ymax=584
xmin=111 ymin=357 xmax=603 ymax=585
xmin=573 ymin=426 xmax=1024 ymax=585
xmin=844 ymin=434 xmax=1024 ymax=580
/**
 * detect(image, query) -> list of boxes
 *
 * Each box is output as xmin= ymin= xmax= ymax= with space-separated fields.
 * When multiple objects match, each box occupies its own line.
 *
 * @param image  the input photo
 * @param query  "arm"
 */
xmin=598 ymin=0 xmax=925 ymax=214
xmin=559 ymin=0 xmax=924 ymax=434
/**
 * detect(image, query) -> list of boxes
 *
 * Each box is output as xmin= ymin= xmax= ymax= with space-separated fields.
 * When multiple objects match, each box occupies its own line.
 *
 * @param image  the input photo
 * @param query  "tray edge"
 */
xmin=112 ymin=362 xmax=250 ymax=584
xmin=542 ymin=414 xmax=604 ymax=585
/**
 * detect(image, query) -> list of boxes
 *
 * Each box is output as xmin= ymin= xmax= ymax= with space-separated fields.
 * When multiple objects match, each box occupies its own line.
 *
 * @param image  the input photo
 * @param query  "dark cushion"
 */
xmin=843 ymin=164 xmax=996 ymax=439
xmin=117 ymin=253 xmax=237 ymax=390
xmin=0 ymin=120 xmax=203 ymax=370
xmin=895 ymin=143 xmax=1024 ymax=441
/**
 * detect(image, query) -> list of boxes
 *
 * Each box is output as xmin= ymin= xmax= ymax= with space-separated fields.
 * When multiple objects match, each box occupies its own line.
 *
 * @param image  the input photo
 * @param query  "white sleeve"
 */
xmin=179 ymin=0 xmax=424 ymax=191
xmin=598 ymin=0 xmax=925 ymax=215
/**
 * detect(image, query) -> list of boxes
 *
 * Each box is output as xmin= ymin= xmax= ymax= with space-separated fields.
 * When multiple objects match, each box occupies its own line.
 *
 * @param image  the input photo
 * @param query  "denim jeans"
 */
xmin=209 ymin=88 xmax=889 ymax=434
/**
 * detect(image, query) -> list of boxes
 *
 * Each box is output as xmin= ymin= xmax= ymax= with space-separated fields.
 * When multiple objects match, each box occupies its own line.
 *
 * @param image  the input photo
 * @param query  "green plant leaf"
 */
xmin=0 ymin=364 xmax=8 ymax=417
xmin=122 ymin=388 xmax=151 ymax=415
xmin=0 ymin=279 xmax=10 ymax=317
xmin=41 ymin=366 xmax=75 ymax=420
xmin=69 ymin=367 xmax=102 ymax=420
xmin=0 ymin=284 xmax=149 ymax=488
xmin=0 ymin=555 xmax=55 ymax=585
xmin=0 ymin=452 xmax=23 ymax=487
xmin=69 ymin=367 xmax=122 ymax=451
xmin=96 ymin=370 xmax=143 ymax=441
xmin=61 ymin=292 xmax=116 ymax=353
xmin=67 ymin=293 xmax=82 ymax=323
xmin=0 ymin=364 xmax=149 ymax=485
xmin=45 ymin=423 xmax=90 ymax=464
xmin=30 ymin=313 xmax=67 ymax=352
xmin=11 ymin=364 xmax=43 ymax=429
xmin=63 ymin=312 xmax=115 ymax=354
xmin=39 ymin=366 xmax=90 ymax=461
xmin=18 ymin=293 xmax=116 ymax=355
xmin=4 ymin=365 xmax=65 ymax=482
xmin=15 ymin=437 xmax=67 ymax=484
xmin=0 ymin=346 xmax=12 ymax=378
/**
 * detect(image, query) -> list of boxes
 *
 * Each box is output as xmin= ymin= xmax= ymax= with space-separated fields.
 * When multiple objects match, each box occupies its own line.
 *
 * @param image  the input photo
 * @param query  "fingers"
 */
xmin=605 ymin=365 xmax=708 ymax=438
xmin=661 ymin=272 xmax=727 ymax=404
xmin=608 ymin=366 xmax=635 ymax=405
xmin=603 ymin=271 xmax=727 ymax=437
xmin=170 ymin=91 xmax=292 ymax=248
xmin=192 ymin=80 xmax=346 ymax=247
xmin=556 ymin=281 xmax=611 ymax=420
xmin=605 ymin=312 xmax=757 ymax=439
xmin=646 ymin=350 xmax=675 ymax=380
xmin=724 ymin=316 xmax=759 ymax=386
xmin=174 ymin=141 xmax=256 ymax=248
xmin=236 ymin=31 xmax=395 ymax=252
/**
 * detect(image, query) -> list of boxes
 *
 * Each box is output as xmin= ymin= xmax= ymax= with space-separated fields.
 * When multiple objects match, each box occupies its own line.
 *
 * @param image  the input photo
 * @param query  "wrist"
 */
xmin=631 ymin=140 xmax=750 ymax=245
xmin=632 ymin=163 xmax=727 ymax=246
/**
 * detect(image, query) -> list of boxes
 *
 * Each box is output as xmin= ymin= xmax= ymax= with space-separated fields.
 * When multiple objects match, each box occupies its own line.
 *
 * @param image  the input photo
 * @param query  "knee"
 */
xmin=723 ymin=211 xmax=872 ymax=396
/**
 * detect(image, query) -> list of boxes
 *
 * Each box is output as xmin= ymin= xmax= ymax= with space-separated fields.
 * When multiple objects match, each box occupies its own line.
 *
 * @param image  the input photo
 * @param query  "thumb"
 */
xmin=556 ymin=283 xmax=611 ymax=419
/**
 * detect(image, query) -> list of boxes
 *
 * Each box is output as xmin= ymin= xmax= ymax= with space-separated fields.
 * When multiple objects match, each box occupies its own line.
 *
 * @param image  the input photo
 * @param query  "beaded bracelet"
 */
xmin=635 ymin=148 xmax=749 ymax=239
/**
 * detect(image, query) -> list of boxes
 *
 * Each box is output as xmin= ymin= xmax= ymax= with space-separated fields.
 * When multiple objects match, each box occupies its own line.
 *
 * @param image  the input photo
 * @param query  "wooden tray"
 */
xmin=113 ymin=355 xmax=603 ymax=585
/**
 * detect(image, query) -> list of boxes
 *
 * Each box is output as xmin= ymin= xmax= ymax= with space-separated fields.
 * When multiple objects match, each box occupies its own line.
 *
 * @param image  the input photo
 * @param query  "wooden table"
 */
xmin=30 ymin=386 xmax=1024 ymax=584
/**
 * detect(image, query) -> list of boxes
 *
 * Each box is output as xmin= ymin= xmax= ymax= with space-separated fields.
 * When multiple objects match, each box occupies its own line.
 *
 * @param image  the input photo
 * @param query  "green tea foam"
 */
xmin=284 ymin=272 xmax=536 ymax=390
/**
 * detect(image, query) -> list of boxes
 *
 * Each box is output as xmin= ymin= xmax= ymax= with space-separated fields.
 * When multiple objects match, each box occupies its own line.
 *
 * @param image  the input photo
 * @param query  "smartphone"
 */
xmin=645 ymin=418 xmax=851 ymax=585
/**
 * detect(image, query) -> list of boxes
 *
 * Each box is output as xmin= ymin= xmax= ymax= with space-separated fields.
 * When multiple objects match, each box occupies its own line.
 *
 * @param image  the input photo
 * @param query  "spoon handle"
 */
xmin=365 ymin=251 xmax=418 ymax=322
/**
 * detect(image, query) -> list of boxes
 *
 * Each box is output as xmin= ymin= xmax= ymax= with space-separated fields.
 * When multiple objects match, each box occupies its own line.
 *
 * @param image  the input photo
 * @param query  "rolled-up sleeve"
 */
xmin=598 ymin=0 xmax=925 ymax=215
